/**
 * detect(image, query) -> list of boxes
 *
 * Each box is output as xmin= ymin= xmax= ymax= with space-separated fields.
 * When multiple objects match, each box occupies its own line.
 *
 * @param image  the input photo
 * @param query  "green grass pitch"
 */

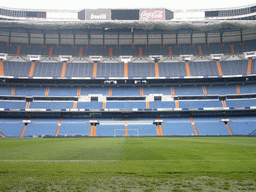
xmin=0 ymin=137 xmax=256 ymax=191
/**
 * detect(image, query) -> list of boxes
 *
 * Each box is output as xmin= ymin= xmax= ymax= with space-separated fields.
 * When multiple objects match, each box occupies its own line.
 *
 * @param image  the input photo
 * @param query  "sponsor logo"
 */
xmin=140 ymin=10 xmax=165 ymax=20
xmin=90 ymin=13 xmax=107 ymax=20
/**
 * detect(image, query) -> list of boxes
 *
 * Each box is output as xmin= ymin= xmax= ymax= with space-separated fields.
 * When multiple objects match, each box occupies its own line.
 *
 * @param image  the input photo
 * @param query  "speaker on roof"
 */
xmin=59 ymin=55 xmax=72 ymax=62
xmin=89 ymin=56 xmax=102 ymax=62
xmin=180 ymin=55 xmax=193 ymax=62
xmin=0 ymin=53 xmax=8 ymax=60
xmin=211 ymin=54 xmax=224 ymax=60
xmin=28 ymin=55 xmax=41 ymax=61
xmin=244 ymin=51 xmax=256 ymax=59
xmin=149 ymin=55 xmax=162 ymax=62
xmin=120 ymin=56 xmax=132 ymax=63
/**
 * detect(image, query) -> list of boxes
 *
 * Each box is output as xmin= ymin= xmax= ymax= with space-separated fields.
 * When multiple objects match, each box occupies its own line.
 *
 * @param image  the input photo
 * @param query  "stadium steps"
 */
xmin=124 ymin=63 xmax=128 ymax=77
xmin=124 ymin=118 xmax=128 ymax=136
xmin=93 ymin=61 xmax=97 ymax=77
xmin=216 ymin=61 xmax=223 ymax=76
xmin=0 ymin=60 xmax=4 ymax=76
xmin=146 ymin=102 xmax=150 ymax=109
xmin=157 ymin=117 xmax=164 ymax=136
xmin=230 ymin=45 xmax=235 ymax=55
xmin=73 ymin=102 xmax=77 ymax=109
xmin=61 ymin=62 xmax=67 ymax=77
xmin=249 ymin=129 xmax=256 ymax=135
xmin=198 ymin=46 xmax=203 ymax=56
xmin=222 ymin=100 xmax=227 ymax=107
xmin=77 ymin=87 xmax=81 ymax=97
xmin=223 ymin=117 xmax=234 ymax=135
xmin=190 ymin=117 xmax=199 ymax=136
xmin=185 ymin=61 xmax=191 ymax=76
xmin=48 ymin=47 xmax=53 ymax=57
xmin=171 ymin=86 xmax=175 ymax=96
xmin=247 ymin=58 xmax=252 ymax=75
xmin=140 ymin=87 xmax=143 ymax=96
xmin=29 ymin=61 xmax=35 ymax=77
xmin=12 ymin=87 xmax=15 ymax=96
xmin=45 ymin=87 xmax=49 ymax=97
xmin=139 ymin=48 xmax=143 ymax=57
xmin=168 ymin=47 xmax=173 ymax=56
xmin=19 ymin=120 xmax=29 ymax=137
xmin=26 ymin=102 xmax=30 ymax=109
xmin=203 ymin=85 xmax=207 ymax=95
xmin=109 ymin=87 xmax=112 ymax=96
xmin=236 ymin=85 xmax=240 ymax=95
xmin=0 ymin=131 xmax=9 ymax=139
xmin=155 ymin=61 xmax=159 ymax=77
xmin=16 ymin=46 xmax=21 ymax=56
xmin=109 ymin=48 xmax=113 ymax=57
xmin=55 ymin=118 xmax=63 ymax=136
xmin=175 ymin=101 xmax=179 ymax=108
xmin=124 ymin=124 xmax=128 ymax=136
xmin=90 ymin=118 xmax=96 ymax=137
xmin=79 ymin=47 xmax=83 ymax=57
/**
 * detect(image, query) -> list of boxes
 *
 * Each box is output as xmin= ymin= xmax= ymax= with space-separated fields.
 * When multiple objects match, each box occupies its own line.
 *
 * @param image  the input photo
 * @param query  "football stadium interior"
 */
xmin=1 ymin=5 xmax=256 ymax=138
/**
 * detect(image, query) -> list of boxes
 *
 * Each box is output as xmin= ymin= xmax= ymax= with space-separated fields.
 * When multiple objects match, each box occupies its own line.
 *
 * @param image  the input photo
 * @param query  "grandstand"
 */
xmin=1 ymin=5 xmax=256 ymax=138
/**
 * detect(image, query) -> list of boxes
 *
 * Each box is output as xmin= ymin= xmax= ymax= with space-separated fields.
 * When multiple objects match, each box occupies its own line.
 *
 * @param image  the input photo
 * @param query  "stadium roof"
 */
xmin=1 ymin=19 xmax=256 ymax=32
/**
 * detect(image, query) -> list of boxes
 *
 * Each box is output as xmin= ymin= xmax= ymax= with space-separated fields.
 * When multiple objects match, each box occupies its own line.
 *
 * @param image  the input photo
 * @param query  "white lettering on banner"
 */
xmin=90 ymin=13 xmax=107 ymax=20
xmin=140 ymin=10 xmax=165 ymax=20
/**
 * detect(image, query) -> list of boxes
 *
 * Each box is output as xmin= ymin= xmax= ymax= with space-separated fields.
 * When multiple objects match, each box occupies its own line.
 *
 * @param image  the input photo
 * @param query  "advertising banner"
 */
xmin=85 ymin=9 xmax=111 ymax=20
xmin=139 ymin=9 xmax=165 ymax=20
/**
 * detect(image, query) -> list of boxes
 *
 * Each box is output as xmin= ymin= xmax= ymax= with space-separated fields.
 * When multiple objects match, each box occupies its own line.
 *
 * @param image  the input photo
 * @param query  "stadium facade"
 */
xmin=0 ymin=4 xmax=256 ymax=138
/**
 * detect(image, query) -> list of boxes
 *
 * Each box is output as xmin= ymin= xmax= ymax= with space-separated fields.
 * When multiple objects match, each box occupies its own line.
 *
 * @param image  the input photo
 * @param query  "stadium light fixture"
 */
xmin=149 ymin=55 xmax=162 ymax=62
xmin=90 ymin=56 xmax=102 ymax=62
xmin=28 ymin=55 xmax=41 ymax=61
xmin=0 ymin=53 xmax=8 ymax=60
xmin=211 ymin=54 xmax=224 ymax=61
xmin=244 ymin=51 xmax=256 ymax=59
xmin=180 ymin=55 xmax=193 ymax=62
xmin=120 ymin=56 xmax=132 ymax=63
xmin=59 ymin=55 xmax=72 ymax=62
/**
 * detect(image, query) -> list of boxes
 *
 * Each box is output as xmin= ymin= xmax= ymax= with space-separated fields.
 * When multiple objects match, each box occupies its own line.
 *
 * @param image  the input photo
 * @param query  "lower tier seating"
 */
xmin=1 ymin=117 xmax=255 ymax=137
